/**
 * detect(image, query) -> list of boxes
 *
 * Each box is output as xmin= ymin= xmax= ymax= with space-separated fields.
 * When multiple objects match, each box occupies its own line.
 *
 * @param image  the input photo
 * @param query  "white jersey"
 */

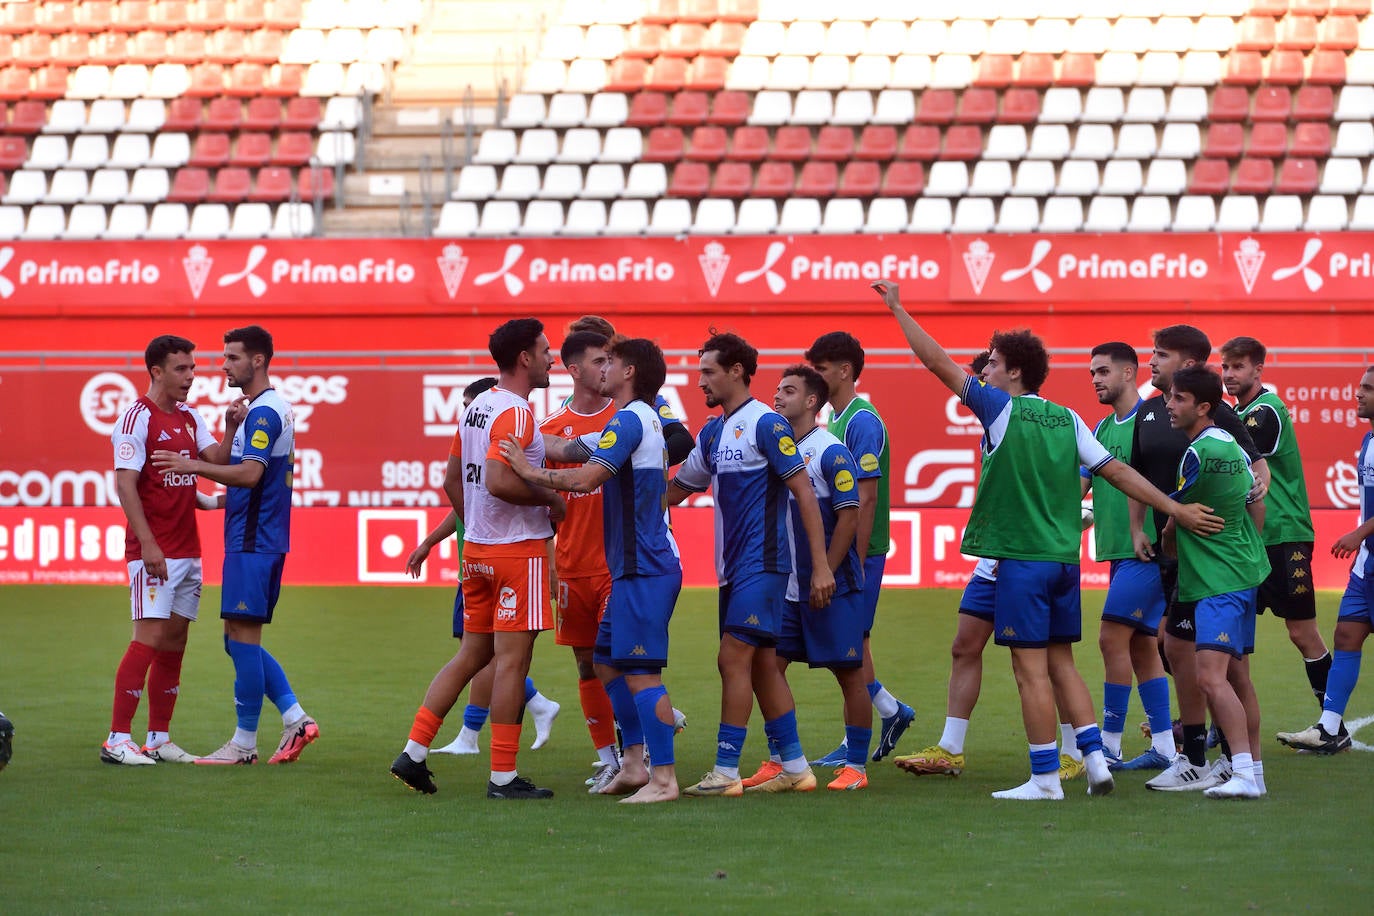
xmin=459 ymin=385 xmax=554 ymax=546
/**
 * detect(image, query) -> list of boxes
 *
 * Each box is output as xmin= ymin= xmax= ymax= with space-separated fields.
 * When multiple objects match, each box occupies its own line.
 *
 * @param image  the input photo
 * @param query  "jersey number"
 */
xmin=465 ymin=463 xmax=483 ymax=483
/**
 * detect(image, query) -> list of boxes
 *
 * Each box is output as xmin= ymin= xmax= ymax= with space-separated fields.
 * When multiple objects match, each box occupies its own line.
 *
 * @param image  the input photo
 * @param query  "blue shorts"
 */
xmin=1102 ymin=558 xmax=1166 ymax=635
xmin=778 ymin=590 xmax=865 ymax=668
xmin=993 ymin=559 xmax=1081 ymax=648
xmin=959 ymin=574 xmax=997 ymax=621
xmin=594 ymin=570 xmax=682 ymax=672
xmin=1337 ymin=572 xmax=1374 ymax=625
xmin=719 ymin=571 xmax=788 ymax=647
xmin=861 ymin=554 xmax=885 ymax=635
xmin=220 ymin=552 xmax=285 ymax=623
xmin=1195 ymin=588 xmax=1257 ymax=659
xmin=451 ymin=586 xmax=465 ymax=638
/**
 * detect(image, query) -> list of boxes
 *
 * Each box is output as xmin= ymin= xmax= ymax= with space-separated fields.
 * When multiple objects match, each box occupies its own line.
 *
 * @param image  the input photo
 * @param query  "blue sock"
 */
xmin=844 ymin=726 xmax=872 ymax=767
xmin=866 ymin=681 xmax=881 ymax=700
xmin=1029 ymin=743 xmax=1059 ymax=775
xmin=1138 ymin=676 xmax=1173 ymax=740
xmin=715 ymin=723 xmax=748 ymax=770
xmin=524 ymin=677 xmax=537 ymax=703
xmin=765 ymin=710 xmax=803 ymax=764
xmin=604 ymin=676 xmax=643 ymax=749
xmin=1074 ymin=724 xmax=1104 ymax=756
xmin=463 ymin=704 xmax=489 ymax=732
xmin=633 ymin=685 xmax=674 ymax=767
xmin=1102 ymin=681 xmax=1131 ymax=733
xmin=260 ymin=647 xmax=297 ymax=713
xmin=1324 ymin=650 xmax=1362 ymax=716
xmin=225 ymin=638 xmax=264 ymax=732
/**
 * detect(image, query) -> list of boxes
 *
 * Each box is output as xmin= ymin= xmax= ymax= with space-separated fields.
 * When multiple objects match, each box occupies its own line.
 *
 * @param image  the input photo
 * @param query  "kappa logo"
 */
xmin=0 ymin=247 xmax=14 ymax=299
xmin=473 ymin=244 xmax=526 ymax=296
xmin=698 ymin=241 xmax=730 ymax=297
xmin=1175 ymin=619 xmax=1194 ymax=631
xmin=1233 ymin=237 xmax=1265 ymax=294
xmin=1132 ymin=608 xmax=1144 ymax=619
xmin=744 ymin=614 xmax=761 ymax=626
xmin=1270 ymin=238 xmax=1323 ymax=292
xmin=1293 ymin=567 xmax=1308 ymax=579
xmin=1291 ymin=550 xmax=1307 ymax=562
xmin=436 ymin=244 xmax=469 ymax=298
xmin=1000 ymin=239 xmax=1053 ymax=293
xmin=1001 ymin=626 xmax=1017 ymax=638
xmin=235 ymin=601 xmax=249 ymax=611
xmin=1216 ymin=632 xmax=1231 ymax=644
xmin=1144 ymin=412 xmax=1155 ymax=421
xmin=1294 ymin=584 xmax=1310 ymax=594
xmin=962 ymin=239 xmax=995 ymax=294
xmin=735 ymin=241 xmax=787 ymax=295
xmin=846 ymin=647 xmax=857 ymax=658
xmin=215 ymin=244 xmax=270 ymax=297
xmin=630 ymin=645 xmax=647 ymax=656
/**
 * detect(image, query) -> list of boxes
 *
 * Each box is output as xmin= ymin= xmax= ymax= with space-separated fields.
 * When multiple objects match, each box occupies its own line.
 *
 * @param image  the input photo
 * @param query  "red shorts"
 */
xmin=556 ymin=572 xmax=612 ymax=647
xmin=461 ymin=541 xmax=552 ymax=634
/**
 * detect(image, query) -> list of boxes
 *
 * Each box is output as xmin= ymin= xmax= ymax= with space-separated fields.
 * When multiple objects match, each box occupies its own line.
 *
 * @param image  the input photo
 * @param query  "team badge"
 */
xmin=777 ymin=436 xmax=797 ymax=456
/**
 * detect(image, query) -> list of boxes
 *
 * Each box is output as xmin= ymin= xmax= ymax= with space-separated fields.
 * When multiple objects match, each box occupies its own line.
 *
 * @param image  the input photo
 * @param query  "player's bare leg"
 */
xmin=620 ymin=673 xmax=678 ymax=804
xmin=717 ymin=635 xmax=757 ymax=726
xmin=423 ymin=633 xmax=495 ymax=718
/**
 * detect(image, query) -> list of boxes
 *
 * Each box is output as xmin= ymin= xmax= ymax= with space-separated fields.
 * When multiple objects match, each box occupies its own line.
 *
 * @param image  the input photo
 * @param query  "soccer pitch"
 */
xmin=1 ymin=585 xmax=1368 ymax=913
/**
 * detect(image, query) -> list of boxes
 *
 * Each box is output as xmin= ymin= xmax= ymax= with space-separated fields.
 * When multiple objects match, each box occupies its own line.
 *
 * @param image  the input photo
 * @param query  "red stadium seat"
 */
xmin=1330 ymin=0 xmax=1369 ymax=12
xmin=797 ymin=161 xmax=838 ymax=197
xmin=626 ymin=25 xmax=666 ymax=58
xmin=298 ymin=166 xmax=334 ymax=202
xmin=839 ymin=160 xmax=881 ymax=197
xmin=916 ymin=89 xmax=956 ymax=124
xmin=685 ymin=56 xmax=727 ymax=91
xmin=753 ymin=161 xmax=797 ymax=198
xmin=941 ymin=126 xmax=983 ymax=160
xmin=1204 ymin=123 xmax=1245 ymax=158
xmin=37 ymin=1 xmax=76 ymax=33
xmin=91 ymin=32 xmax=135 ymax=67
xmin=663 ymin=23 xmax=705 ymax=57
xmin=168 ymin=29 xmax=208 ymax=66
xmin=189 ymin=132 xmax=232 ymax=167
xmin=1056 ymin=53 xmax=1096 ymax=87
xmin=277 ymin=96 xmax=318 ymax=131
xmin=1276 ymin=157 xmax=1320 ymax=194
xmin=1015 ymin=53 xmax=1056 ymax=87
xmin=186 ymin=63 xmax=227 ymax=97
xmin=229 ymin=0 xmax=268 ymax=30
xmin=15 ymin=34 xmax=54 ymax=69
xmin=1251 ymin=86 xmax=1291 ymax=121
xmin=1265 ymin=49 xmax=1305 ymax=85
xmin=208 ymin=166 xmax=252 ymax=202
xmin=1223 ymin=51 xmax=1263 ymax=85
xmin=771 ymin=125 xmax=812 ymax=162
xmin=0 ymin=69 xmax=32 ymax=102
xmin=1277 ymin=15 xmax=1317 ymax=50
xmin=250 ymin=166 xmax=293 ymax=202
xmin=191 ymin=0 xmax=230 ymax=31
xmin=1294 ymin=85 xmax=1334 ymax=120
xmin=244 ymin=28 xmax=284 ymax=64
xmin=1000 ymin=88 xmax=1041 ymax=124
xmin=1236 ymin=16 xmax=1277 ymax=51
xmin=128 ymin=30 xmax=170 ymax=66
xmin=165 ymin=96 xmax=204 ymax=132
xmin=718 ymin=0 xmax=757 ymax=21
xmin=208 ymin=28 xmax=248 ymax=64
xmin=684 ymin=125 xmax=727 ymax=161
xmin=1187 ymin=158 xmax=1231 ymax=195
xmin=956 ymin=89 xmax=999 ymax=124
xmin=1232 ymin=157 xmax=1275 ymax=193
xmin=168 ymin=167 xmax=212 ymax=202
xmin=226 ymin=62 xmax=266 ymax=96
xmin=31 ymin=67 xmax=71 ymax=100
xmin=881 ymin=161 xmax=925 ymax=197
xmin=53 ymin=33 xmax=93 ymax=68
xmin=682 ymin=0 xmax=720 ymax=22
xmin=5 ymin=100 xmax=46 ymax=133
xmin=1318 ymin=15 xmax=1359 ymax=49
xmin=243 ymin=96 xmax=282 ymax=131
xmin=231 ymin=131 xmax=272 ymax=167
xmin=0 ymin=136 xmax=27 ymax=169
xmin=625 ymin=92 xmax=668 ymax=127
xmin=271 ymin=130 xmax=313 ymax=165
xmin=855 ymin=125 xmax=897 ymax=160
xmin=644 ymin=0 xmax=681 ymax=24
xmin=643 ymin=126 xmax=685 ymax=162
xmin=814 ymin=126 xmax=854 ymax=162
xmin=645 ymin=57 xmax=687 ymax=92
xmin=1247 ymin=122 xmax=1288 ymax=158
xmin=76 ymin=1 xmax=117 ymax=32
xmin=155 ymin=1 xmax=193 ymax=33
xmin=702 ymin=21 xmax=744 ymax=56
xmin=973 ymin=55 xmax=1013 ymax=88
xmin=0 ymin=1 xmax=38 ymax=33
xmin=897 ymin=125 xmax=941 ymax=160
xmin=1307 ymin=50 xmax=1347 ymax=84
xmin=726 ymin=125 xmax=769 ymax=161
xmin=1210 ymin=86 xmax=1250 ymax=122
xmin=703 ymin=160 xmax=747 ymax=197
xmin=263 ymin=62 xmax=303 ymax=97
xmin=204 ymin=97 xmax=243 ymax=131
xmin=666 ymin=90 xmax=709 ymax=126
xmin=115 ymin=1 xmax=153 ymax=31
xmin=1248 ymin=0 xmax=1289 ymax=12
xmin=707 ymin=90 xmax=749 ymax=126
xmin=1290 ymin=122 xmax=1331 ymax=157
xmin=265 ymin=0 xmax=303 ymax=30
xmin=606 ymin=59 xmax=648 ymax=92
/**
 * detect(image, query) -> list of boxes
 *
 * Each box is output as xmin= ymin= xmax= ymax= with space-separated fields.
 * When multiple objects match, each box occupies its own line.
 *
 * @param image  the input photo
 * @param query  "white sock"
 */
xmin=1151 ymin=726 xmax=1177 ymax=758
xmin=280 ymin=703 xmax=306 ymax=725
xmin=769 ymin=752 xmax=782 ymax=763
xmin=233 ymin=727 xmax=256 ymax=748
xmin=490 ymin=769 xmax=517 ymax=786
xmin=714 ymin=765 xmax=740 ymax=780
xmin=403 ymin=739 xmax=429 ymax=762
xmin=1060 ymin=723 xmax=1082 ymax=761
xmin=781 ymin=755 xmax=808 ymax=775
xmin=529 ymin=692 xmax=554 ymax=712
xmin=458 ymin=725 xmax=481 ymax=742
xmin=940 ymin=717 xmax=969 ymax=755
xmin=1102 ymin=730 xmax=1123 ymax=758
xmin=1252 ymin=759 xmax=1266 ymax=793
xmin=108 ymin=731 xmax=132 ymax=745
xmin=1319 ymin=710 xmax=1344 ymax=733
xmin=1032 ymin=771 xmax=1061 ymax=791
xmin=597 ymin=744 xmax=619 ymax=768
xmin=1231 ymin=752 xmax=1255 ymax=782
xmin=145 ymin=730 xmax=169 ymax=748
xmin=871 ymin=685 xmax=900 ymax=718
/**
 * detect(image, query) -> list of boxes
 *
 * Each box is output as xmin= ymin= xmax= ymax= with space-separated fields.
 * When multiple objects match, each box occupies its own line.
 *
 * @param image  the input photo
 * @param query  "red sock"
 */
xmin=111 ymin=641 xmax=156 ymax=734
xmin=408 ymin=706 xmax=444 ymax=747
xmin=579 ymin=677 xmax=617 ymax=749
xmin=490 ymin=722 xmax=521 ymax=773
xmin=146 ymin=649 xmax=185 ymax=733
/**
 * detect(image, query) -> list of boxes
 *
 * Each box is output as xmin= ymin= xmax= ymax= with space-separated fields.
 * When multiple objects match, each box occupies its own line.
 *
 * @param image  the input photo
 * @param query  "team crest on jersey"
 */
xmin=562 ymin=426 xmax=573 ymax=436
xmin=835 ymin=469 xmax=855 ymax=492
xmin=251 ymin=430 xmax=269 ymax=449
xmin=599 ymin=430 xmax=618 ymax=449
xmin=860 ymin=453 xmax=879 ymax=472
xmin=778 ymin=436 xmax=797 ymax=456
xmin=733 ymin=422 xmax=745 ymax=439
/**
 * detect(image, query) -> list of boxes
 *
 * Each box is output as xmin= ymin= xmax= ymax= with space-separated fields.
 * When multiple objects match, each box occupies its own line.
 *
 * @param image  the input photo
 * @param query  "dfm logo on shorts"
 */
xmin=497 ymin=586 xmax=519 ymax=621
xmin=903 ymin=449 xmax=977 ymax=507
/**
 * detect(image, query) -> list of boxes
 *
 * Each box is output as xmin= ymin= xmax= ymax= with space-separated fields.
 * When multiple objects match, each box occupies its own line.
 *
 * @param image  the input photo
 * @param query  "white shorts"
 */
xmin=128 ymin=558 xmax=203 ymax=622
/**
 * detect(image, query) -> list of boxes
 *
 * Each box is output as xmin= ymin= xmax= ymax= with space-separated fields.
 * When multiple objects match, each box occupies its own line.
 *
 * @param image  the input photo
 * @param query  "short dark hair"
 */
xmin=223 ymin=325 xmax=273 ymax=365
xmin=1171 ymin=366 xmax=1224 ymax=417
xmin=568 ymin=315 xmax=615 ymax=338
xmin=1219 ymin=336 xmax=1266 ymax=365
xmin=560 ymin=330 xmax=609 ymax=367
xmin=804 ymin=331 xmax=865 ymax=380
xmin=1153 ymin=325 xmax=1211 ymax=364
xmin=782 ymin=364 xmax=828 ymax=410
xmin=1090 ymin=341 xmax=1138 ymax=366
xmin=989 ymin=329 xmax=1049 ymax=393
xmin=700 ymin=330 xmax=758 ymax=384
xmin=489 ymin=318 xmax=544 ymax=372
xmin=969 ymin=350 xmax=991 ymax=374
xmin=609 ymin=337 xmax=666 ymax=405
xmin=463 ymin=377 xmax=497 ymax=401
xmin=145 ymin=334 xmax=195 ymax=373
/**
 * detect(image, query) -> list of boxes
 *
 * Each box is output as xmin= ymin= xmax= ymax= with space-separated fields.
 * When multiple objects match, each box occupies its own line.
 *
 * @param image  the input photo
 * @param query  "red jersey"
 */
xmin=113 ymin=396 xmax=217 ymax=562
xmin=541 ymin=399 xmax=615 ymax=578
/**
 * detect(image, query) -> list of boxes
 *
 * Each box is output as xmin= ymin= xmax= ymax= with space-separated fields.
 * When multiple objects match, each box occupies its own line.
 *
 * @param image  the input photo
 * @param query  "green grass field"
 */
xmin=1 ymin=584 xmax=1369 ymax=914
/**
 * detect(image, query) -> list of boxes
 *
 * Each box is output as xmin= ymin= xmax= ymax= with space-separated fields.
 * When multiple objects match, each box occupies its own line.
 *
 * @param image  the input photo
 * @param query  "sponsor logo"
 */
xmin=630 ymin=645 xmax=647 ymax=656
xmin=698 ymin=242 xmax=730 ymax=297
xmin=962 ymin=239 xmax=994 ymax=294
xmin=193 ymin=244 xmax=418 ymax=299
xmin=846 ymin=647 xmax=857 ymax=658
xmin=1001 ymin=625 xmax=1017 ymax=638
xmin=1294 ymin=584 xmax=1310 ymax=595
xmin=777 ymin=435 xmax=797 ymax=457
xmin=744 ymin=614 xmax=761 ymax=626
xmin=1132 ymin=608 xmax=1144 ymax=619
xmin=1175 ymin=618 xmax=1194 ymax=631
xmin=1291 ymin=550 xmax=1308 ymax=562
xmin=250 ymin=430 xmax=270 ymax=450
xmin=1144 ymin=411 xmax=1155 ymax=421
xmin=1270 ymin=237 xmax=1323 ymax=292
xmin=437 ymin=244 xmax=469 ymax=298
xmin=183 ymin=245 xmax=214 ymax=298
xmin=1293 ymin=567 xmax=1308 ymax=579
xmin=658 ymin=404 xmax=675 ymax=419
xmin=0 ymin=247 xmax=12 ymax=298
xmin=1233 ymin=238 xmax=1265 ymax=294
xmin=235 ymin=601 xmax=249 ymax=611
xmin=835 ymin=469 xmax=855 ymax=492
xmin=903 ymin=449 xmax=977 ymax=507
xmin=117 ymin=442 xmax=136 ymax=462
xmin=1215 ymin=632 xmax=1231 ymax=644
xmin=860 ymin=452 xmax=880 ymax=472
xmin=735 ymin=241 xmax=787 ymax=294
xmin=718 ymin=741 xmax=738 ymax=751
xmin=161 ymin=471 xmax=196 ymax=488
xmin=0 ymin=246 xmax=160 ymax=301
xmin=157 ymin=429 xmax=172 ymax=442
xmin=1000 ymin=239 xmax=1053 ymax=292
xmin=598 ymin=430 xmax=617 ymax=449
xmin=256 ymin=416 xmax=269 ymax=426
xmin=498 ymin=587 xmax=518 ymax=609
xmin=472 ymin=243 xmax=675 ymax=297
xmin=944 ymin=396 xmax=982 ymax=436
xmin=0 ymin=469 xmax=118 ymax=506
xmin=80 ymin=372 xmax=139 ymax=436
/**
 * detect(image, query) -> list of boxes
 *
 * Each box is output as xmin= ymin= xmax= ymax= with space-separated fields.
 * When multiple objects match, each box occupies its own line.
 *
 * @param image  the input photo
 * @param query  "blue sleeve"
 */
xmin=824 ymin=444 xmax=861 ymax=510
xmin=844 ymin=410 xmax=885 ymax=480
xmin=654 ymin=394 xmax=683 ymax=429
xmin=587 ymin=409 xmax=642 ymax=474
xmin=673 ymin=421 xmax=716 ymax=492
xmin=241 ymin=405 xmax=282 ymax=465
xmin=1171 ymin=448 xmax=1201 ymax=501
xmin=756 ymin=412 xmax=805 ymax=480
xmin=960 ymin=376 xmax=1012 ymax=430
